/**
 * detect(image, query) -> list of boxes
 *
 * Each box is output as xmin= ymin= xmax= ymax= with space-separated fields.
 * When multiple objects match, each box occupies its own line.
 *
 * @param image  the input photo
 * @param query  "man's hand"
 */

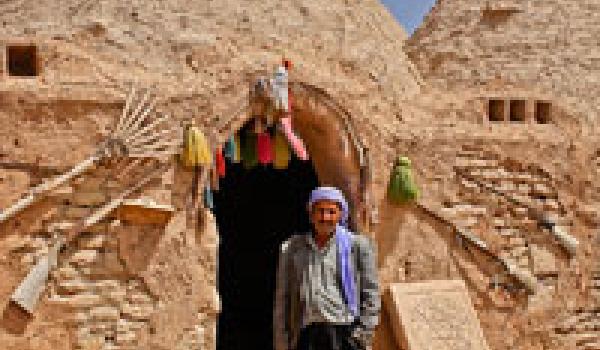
xmin=349 ymin=326 xmax=373 ymax=350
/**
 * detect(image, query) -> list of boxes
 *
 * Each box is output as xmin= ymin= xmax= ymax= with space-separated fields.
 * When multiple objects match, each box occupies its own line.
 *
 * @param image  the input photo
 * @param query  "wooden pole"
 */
xmin=0 ymin=155 xmax=100 ymax=224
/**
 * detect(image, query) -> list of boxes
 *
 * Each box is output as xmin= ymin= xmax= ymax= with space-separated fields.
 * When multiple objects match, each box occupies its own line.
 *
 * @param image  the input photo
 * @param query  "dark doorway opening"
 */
xmin=7 ymin=45 xmax=38 ymax=77
xmin=214 ymin=150 xmax=319 ymax=350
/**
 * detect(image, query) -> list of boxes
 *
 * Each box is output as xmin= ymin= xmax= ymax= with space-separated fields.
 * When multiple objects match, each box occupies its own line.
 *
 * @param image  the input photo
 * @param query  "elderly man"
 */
xmin=274 ymin=186 xmax=381 ymax=350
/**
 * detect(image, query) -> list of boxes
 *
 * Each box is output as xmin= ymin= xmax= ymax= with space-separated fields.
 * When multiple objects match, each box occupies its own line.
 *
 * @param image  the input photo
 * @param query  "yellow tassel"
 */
xmin=193 ymin=127 xmax=212 ymax=166
xmin=273 ymin=130 xmax=291 ymax=170
xmin=182 ymin=126 xmax=195 ymax=167
xmin=233 ymin=133 xmax=241 ymax=163
xmin=181 ymin=126 xmax=212 ymax=167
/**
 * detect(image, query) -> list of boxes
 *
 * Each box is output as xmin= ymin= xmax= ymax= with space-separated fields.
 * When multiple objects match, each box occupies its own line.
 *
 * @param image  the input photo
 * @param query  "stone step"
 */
xmin=68 ymin=249 xmax=99 ymax=267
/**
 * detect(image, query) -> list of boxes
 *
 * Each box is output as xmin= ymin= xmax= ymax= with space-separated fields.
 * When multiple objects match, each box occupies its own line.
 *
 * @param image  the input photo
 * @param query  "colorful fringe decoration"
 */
xmin=210 ymin=164 xmax=219 ymax=192
xmin=257 ymin=132 xmax=273 ymax=165
xmin=204 ymin=184 xmax=214 ymax=210
xmin=181 ymin=126 xmax=212 ymax=167
xmin=215 ymin=148 xmax=226 ymax=178
xmin=241 ymin=131 xmax=258 ymax=169
xmin=224 ymin=135 xmax=236 ymax=161
xmin=387 ymin=156 xmax=419 ymax=205
xmin=280 ymin=117 xmax=308 ymax=161
xmin=273 ymin=130 xmax=291 ymax=170
xmin=233 ymin=134 xmax=241 ymax=163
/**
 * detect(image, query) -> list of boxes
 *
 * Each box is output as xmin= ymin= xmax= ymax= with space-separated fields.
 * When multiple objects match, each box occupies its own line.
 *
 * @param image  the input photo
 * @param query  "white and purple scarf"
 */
xmin=308 ymin=186 xmax=358 ymax=317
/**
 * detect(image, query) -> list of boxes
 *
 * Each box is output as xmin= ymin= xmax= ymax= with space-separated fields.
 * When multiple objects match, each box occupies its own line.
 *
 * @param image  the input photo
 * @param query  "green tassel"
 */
xmin=241 ymin=130 xmax=258 ymax=169
xmin=388 ymin=156 xmax=419 ymax=205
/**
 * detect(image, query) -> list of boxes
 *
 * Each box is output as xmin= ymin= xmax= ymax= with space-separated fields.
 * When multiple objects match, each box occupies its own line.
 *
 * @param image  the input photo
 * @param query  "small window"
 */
xmin=481 ymin=8 xmax=521 ymax=26
xmin=535 ymin=102 xmax=551 ymax=124
xmin=7 ymin=45 xmax=38 ymax=77
xmin=488 ymin=100 xmax=504 ymax=122
xmin=509 ymin=100 xmax=526 ymax=122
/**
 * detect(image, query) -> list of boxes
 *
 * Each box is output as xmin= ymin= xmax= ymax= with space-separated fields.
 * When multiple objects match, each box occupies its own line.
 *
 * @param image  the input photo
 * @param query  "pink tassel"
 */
xmin=257 ymin=132 xmax=273 ymax=165
xmin=280 ymin=117 xmax=308 ymax=161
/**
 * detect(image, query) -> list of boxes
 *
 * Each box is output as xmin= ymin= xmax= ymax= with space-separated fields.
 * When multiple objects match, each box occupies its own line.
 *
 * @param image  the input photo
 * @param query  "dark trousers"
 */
xmin=294 ymin=323 xmax=364 ymax=350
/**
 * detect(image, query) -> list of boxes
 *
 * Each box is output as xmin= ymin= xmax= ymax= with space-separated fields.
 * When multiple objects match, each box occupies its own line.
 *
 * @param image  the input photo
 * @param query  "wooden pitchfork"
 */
xmin=0 ymin=87 xmax=181 ymax=224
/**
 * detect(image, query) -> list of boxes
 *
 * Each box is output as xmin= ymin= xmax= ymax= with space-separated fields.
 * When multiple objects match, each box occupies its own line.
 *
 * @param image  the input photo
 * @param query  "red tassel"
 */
xmin=216 ymin=148 xmax=226 ymax=178
xmin=257 ymin=132 xmax=273 ymax=165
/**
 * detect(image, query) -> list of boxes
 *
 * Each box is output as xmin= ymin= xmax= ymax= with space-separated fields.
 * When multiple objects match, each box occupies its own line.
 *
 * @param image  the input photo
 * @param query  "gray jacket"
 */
xmin=273 ymin=232 xmax=380 ymax=350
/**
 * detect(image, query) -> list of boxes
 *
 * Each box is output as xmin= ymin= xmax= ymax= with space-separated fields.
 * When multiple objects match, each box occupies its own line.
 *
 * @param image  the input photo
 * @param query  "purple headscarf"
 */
xmin=308 ymin=186 xmax=358 ymax=317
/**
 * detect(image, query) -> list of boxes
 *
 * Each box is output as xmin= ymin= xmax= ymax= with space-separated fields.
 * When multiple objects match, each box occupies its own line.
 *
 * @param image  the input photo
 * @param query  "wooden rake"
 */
xmin=0 ymin=87 xmax=182 ymax=224
xmin=10 ymin=164 xmax=168 ymax=313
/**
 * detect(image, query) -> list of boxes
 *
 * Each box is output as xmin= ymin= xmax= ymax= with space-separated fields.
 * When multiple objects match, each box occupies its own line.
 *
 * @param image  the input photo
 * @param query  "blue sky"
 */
xmin=380 ymin=0 xmax=436 ymax=35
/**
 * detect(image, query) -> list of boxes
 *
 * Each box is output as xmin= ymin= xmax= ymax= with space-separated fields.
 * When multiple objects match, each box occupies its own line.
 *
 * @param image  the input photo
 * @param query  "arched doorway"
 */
xmin=211 ymin=80 xmax=372 ymax=350
xmin=213 ymin=129 xmax=318 ymax=350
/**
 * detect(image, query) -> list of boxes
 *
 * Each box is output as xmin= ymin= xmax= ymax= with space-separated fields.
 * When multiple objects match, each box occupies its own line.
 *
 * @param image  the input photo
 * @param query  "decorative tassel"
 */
xmin=233 ymin=133 xmax=241 ymax=163
xmin=273 ymin=130 xmax=291 ymax=170
xmin=279 ymin=117 xmax=308 ymax=161
xmin=210 ymin=154 xmax=219 ymax=191
xmin=241 ymin=130 xmax=258 ymax=169
xmin=210 ymin=165 xmax=219 ymax=192
xmin=216 ymin=148 xmax=226 ymax=178
xmin=387 ymin=156 xmax=419 ymax=205
xmin=204 ymin=184 xmax=214 ymax=210
xmin=224 ymin=135 xmax=236 ymax=161
xmin=257 ymin=132 xmax=273 ymax=165
xmin=181 ymin=126 xmax=212 ymax=167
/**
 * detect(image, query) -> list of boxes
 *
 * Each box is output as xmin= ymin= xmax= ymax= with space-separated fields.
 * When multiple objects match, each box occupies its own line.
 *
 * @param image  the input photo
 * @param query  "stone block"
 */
xmin=67 ymin=311 xmax=90 ymax=325
xmin=58 ymin=280 xmax=92 ymax=294
xmin=90 ymin=306 xmax=120 ymax=321
xmin=78 ymin=234 xmax=107 ymax=249
xmin=115 ymin=331 xmax=137 ymax=346
xmin=64 ymin=206 xmax=91 ymax=219
xmin=116 ymin=319 xmax=146 ymax=334
xmin=127 ymin=292 xmax=153 ymax=305
xmin=75 ymin=177 xmax=105 ymax=191
xmin=53 ymin=266 xmax=81 ymax=280
xmin=106 ymin=288 xmax=127 ymax=304
xmin=72 ymin=191 xmax=107 ymax=206
xmin=121 ymin=303 xmax=155 ymax=321
xmin=385 ymin=280 xmax=491 ymax=350
xmin=49 ymin=294 xmax=102 ymax=308
xmin=69 ymin=249 xmax=99 ymax=266
xmin=530 ymin=244 xmax=558 ymax=276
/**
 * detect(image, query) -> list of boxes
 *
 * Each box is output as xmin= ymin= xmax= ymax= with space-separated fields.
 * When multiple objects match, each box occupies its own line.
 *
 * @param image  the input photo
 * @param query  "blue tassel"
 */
xmin=224 ymin=135 xmax=236 ymax=161
xmin=204 ymin=185 xmax=214 ymax=210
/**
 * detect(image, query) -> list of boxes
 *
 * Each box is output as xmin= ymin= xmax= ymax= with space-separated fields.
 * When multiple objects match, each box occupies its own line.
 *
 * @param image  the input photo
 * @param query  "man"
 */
xmin=274 ymin=186 xmax=381 ymax=350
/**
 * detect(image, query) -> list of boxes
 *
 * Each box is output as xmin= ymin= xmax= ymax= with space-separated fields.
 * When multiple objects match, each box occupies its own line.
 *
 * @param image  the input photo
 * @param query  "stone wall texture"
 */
xmin=0 ymin=1 xmax=599 ymax=350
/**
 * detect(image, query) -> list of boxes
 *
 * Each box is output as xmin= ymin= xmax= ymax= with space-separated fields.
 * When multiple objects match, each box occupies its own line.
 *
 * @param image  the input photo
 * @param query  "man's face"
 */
xmin=310 ymin=200 xmax=342 ymax=235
